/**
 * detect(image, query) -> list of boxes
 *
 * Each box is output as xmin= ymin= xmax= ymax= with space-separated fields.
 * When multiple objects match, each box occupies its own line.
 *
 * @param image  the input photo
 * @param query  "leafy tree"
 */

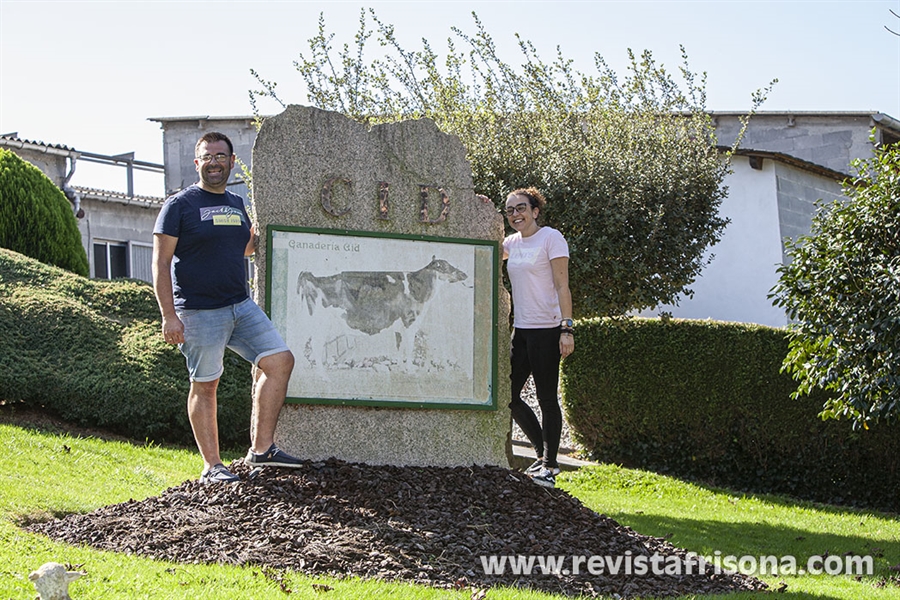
xmin=0 ymin=148 xmax=89 ymax=276
xmin=771 ymin=137 xmax=900 ymax=428
xmin=250 ymin=10 xmax=771 ymax=317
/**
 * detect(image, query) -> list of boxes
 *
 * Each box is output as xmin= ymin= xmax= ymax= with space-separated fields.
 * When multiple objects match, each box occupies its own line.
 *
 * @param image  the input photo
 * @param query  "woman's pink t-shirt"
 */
xmin=503 ymin=226 xmax=569 ymax=329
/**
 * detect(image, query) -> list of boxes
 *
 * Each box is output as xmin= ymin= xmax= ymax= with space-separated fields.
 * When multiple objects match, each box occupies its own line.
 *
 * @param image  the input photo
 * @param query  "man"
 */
xmin=152 ymin=131 xmax=301 ymax=484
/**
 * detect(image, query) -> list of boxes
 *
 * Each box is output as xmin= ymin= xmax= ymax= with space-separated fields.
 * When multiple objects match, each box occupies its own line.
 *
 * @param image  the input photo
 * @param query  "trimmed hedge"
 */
xmin=0 ymin=149 xmax=89 ymax=276
xmin=561 ymin=317 xmax=900 ymax=512
xmin=0 ymin=248 xmax=253 ymax=448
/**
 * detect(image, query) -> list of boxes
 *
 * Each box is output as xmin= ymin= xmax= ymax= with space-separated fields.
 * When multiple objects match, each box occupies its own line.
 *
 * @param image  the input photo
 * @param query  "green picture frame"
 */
xmin=266 ymin=225 xmax=499 ymax=410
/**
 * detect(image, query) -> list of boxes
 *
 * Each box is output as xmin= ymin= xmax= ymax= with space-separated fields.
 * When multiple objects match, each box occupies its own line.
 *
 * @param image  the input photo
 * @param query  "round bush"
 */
xmin=0 ymin=148 xmax=89 ymax=276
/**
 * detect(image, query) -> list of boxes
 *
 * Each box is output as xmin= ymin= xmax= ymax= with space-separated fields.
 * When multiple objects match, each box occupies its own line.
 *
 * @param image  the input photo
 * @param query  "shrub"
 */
xmin=0 ymin=149 xmax=89 ymax=276
xmin=0 ymin=248 xmax=252 ymax=447
xmin=252 ymin=10 xmax=775 ymax=317
xmin=561 ymin=317 xmax=900 ymax=512
xmin=771 ymin=137 xmax=900 ymax=427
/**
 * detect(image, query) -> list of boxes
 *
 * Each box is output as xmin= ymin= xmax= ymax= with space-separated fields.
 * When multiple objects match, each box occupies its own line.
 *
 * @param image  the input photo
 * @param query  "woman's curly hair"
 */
xmin=507 ymin=187 xmax=547 ymax=210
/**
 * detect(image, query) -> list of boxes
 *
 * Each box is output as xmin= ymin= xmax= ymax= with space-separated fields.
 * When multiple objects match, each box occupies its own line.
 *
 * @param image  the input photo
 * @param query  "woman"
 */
xmin=502 ymin=187 xmax=574 ymax=488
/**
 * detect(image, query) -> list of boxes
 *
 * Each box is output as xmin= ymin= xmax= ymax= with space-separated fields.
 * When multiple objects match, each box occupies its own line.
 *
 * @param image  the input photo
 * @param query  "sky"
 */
xmin=2 ymin=0 xmax=899 ymax=196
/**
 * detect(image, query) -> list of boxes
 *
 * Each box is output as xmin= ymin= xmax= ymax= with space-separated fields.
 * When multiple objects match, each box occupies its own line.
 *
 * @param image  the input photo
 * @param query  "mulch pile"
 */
xmin=28 ymin=458 xmax=768 ymax=598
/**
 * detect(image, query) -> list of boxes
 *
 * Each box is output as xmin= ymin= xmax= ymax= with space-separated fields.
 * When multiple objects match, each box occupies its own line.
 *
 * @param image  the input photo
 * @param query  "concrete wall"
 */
xmin=151 ymin=116 xmax=257 ymax=199
xmin=775 ymin=161 xmax=845 ymax=262
xmin=713 ymin=112 xmax=879 ymax=175
xmin=12 ymin=148 xmax=70 ymax=187
xmin=76 ymin=196 xmax=161 ymax=281
xmin=643 ymin=154 xmax=846 ymax=327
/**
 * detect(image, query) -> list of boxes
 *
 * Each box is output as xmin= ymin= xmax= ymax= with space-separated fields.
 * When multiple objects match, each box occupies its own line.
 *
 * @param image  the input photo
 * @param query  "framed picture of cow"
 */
xmin=266 ymin=226 xmax=499 ymax=410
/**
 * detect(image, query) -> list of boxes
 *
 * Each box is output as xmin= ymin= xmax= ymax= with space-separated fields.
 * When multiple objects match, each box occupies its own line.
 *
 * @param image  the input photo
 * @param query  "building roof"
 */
xmin=1 ymin=134 xmax=165 ymax=205
xmin=724 ymin=147 xmax=853 ymax=181
xmin=72 ymin=186 xmax=165 ymax=207
xmin=0 ymin=133 xmax=78 ymax=156
xmin=147 ymin=115 xmax=261 ymax=125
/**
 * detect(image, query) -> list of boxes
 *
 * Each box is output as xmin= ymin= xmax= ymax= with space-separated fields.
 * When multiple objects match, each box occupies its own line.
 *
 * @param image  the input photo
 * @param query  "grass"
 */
xmin=2 ymin=420 xmax=900 ymax=599
xmin=562 ymin=465 xmax=900 ymax=599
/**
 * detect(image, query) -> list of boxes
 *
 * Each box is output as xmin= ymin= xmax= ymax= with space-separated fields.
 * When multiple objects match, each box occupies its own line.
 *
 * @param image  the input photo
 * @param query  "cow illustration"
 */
xmin=296 ymin=256 xmax=468 ymax=371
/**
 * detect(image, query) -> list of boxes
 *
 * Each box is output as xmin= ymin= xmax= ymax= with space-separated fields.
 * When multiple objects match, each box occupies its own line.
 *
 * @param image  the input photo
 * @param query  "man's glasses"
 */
xmin=196 ymin=153 xmax=231 ymax=164
xmin=504 ymin=202 xmax=530 ymax=216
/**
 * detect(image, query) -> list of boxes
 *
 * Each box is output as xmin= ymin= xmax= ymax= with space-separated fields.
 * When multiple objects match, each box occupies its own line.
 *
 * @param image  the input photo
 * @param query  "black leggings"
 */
xmin=509 ymin=327 xmax=562 ymax=468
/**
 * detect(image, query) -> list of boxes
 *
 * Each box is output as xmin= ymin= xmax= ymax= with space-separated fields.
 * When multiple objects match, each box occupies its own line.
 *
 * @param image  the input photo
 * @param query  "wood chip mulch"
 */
xmin=27 ymin=458 xmax=768 ymax=598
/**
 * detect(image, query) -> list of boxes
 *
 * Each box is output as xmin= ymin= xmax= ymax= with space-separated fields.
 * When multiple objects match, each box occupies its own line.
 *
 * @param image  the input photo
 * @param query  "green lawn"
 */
xmin=2 ymin=421 xmax=899 ymax=599
xmin=563 ymin=465 xmax=900 ymax=599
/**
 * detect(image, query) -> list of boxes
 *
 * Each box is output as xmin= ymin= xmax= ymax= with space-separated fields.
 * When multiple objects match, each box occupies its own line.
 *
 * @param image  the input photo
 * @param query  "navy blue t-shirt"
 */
xmin=153 ymin=185 xmax=251 ymax=310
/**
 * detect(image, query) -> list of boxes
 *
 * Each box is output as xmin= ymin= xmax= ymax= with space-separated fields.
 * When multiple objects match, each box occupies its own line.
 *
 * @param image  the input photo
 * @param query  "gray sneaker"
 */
xmin=525 ymin=458 xmax=544 ymax=475
xmin=200 ymin=463 xmax=240 ymax=485
xmin=245 ymin=444 xmax=303 ymax=468
xmin=525 ymin=459 xmax=560 ymax=477
xmin=531 ymin=467 xmax=557 ymax=488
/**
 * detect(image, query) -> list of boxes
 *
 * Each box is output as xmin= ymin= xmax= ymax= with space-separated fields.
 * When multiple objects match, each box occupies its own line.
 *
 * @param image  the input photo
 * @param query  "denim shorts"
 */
xmin=177 ymin=298 xmax=290 ymax=382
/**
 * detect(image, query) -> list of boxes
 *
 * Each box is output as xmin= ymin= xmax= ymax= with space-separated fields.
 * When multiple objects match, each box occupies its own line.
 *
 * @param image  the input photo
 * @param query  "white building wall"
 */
xmin=643 ymin=155 xmax=846 ymax=327
xmin=643 ymin=156 xmax=783 ymax=326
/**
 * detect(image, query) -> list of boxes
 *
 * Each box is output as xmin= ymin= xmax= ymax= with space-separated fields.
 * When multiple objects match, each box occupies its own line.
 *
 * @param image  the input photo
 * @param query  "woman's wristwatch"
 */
xmin=560 ymin=318 xmax=574 ymax=336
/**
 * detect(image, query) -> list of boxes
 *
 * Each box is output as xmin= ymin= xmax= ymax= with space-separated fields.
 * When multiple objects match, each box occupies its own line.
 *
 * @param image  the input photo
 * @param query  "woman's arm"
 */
xmin=550 ymin=256 xmax=574 ymax=358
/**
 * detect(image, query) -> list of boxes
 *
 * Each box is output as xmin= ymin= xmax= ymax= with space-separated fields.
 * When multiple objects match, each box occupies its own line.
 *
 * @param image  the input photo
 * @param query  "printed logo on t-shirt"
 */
xmin=508 ymin=246 xmax=541 ymax=266
xmin=200 ymin=205 xmax=244 ymax=226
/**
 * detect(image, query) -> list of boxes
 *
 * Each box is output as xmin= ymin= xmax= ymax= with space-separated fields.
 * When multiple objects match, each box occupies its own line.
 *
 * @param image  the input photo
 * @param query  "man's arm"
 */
xmin=152 ymin=233 xmax=184 ymax=345
xmin=245 ymin=224 xmax=258 ymax=257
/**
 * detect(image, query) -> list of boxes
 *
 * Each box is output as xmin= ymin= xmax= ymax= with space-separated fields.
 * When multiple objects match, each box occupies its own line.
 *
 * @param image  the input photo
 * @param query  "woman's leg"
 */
xmin=529 ymin=328 xmax=563 ymax=469
xmin=509 ymin=328 xmax=544 ymax=457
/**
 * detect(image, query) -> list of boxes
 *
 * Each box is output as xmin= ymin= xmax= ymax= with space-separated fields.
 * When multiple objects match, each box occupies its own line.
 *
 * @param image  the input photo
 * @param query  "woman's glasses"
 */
xmin=504 ymin=202 xmax=530 ymax=217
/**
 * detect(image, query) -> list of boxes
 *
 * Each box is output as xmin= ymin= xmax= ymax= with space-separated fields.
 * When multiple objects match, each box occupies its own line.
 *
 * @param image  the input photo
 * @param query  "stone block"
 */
xmin=252 ymin=105 xmax=512 ymax=468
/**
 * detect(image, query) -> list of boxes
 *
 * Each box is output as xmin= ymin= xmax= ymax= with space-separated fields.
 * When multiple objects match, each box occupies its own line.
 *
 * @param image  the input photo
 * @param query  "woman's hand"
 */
xmin=560 ymin=332 xmax=574 ymax=358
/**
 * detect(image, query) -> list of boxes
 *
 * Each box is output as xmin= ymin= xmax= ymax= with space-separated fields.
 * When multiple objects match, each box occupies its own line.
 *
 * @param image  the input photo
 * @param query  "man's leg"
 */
xmin=176 ymin=303 xmax=232 ymax=475
xmin=188 ymin=379 xmax=222 ymax=472
xmin=227 ymin=299 xmax=297 ymax=462
xmin=249 ymin=349 xmax=295 ymax=453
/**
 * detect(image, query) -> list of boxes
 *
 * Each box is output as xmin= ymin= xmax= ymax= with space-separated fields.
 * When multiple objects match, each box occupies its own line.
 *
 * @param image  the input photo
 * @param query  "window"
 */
xmin=91 ymin=240 xmax=253 ymax=286
xmin=130 ymin=242 xmax=153 ymax=283
xmin=93 ymin=241 xmax=128 ymax=280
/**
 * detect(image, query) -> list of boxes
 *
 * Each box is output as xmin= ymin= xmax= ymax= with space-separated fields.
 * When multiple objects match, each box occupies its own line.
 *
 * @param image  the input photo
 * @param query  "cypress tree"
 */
xmin=0 ymin=148 xmax=89 ymax=276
